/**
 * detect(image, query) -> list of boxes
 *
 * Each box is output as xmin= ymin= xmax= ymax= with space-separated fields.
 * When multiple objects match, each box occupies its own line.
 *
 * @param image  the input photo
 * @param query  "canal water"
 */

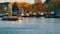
xmin=0 ymin=17 xmax=60 ymax=34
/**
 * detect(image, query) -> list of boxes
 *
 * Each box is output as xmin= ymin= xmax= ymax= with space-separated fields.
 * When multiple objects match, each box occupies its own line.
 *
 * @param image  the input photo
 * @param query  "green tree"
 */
xmin=12 ymin=2 xmax=19 ymax=12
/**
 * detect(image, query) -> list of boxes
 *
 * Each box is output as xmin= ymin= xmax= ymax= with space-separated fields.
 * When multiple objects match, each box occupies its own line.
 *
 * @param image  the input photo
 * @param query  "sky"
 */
xmin=0 ymin=0 xmax=46 ymax=4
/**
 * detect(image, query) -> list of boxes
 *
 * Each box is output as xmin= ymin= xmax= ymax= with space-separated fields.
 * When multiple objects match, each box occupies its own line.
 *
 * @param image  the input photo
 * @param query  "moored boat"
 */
xmin=2 ymin=16 xmax=23 ymax=21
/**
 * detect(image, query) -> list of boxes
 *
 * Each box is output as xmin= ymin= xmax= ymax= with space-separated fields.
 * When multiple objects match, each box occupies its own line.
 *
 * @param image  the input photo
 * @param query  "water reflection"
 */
xmin=17 ymin=19 xmax=23 ymax=24
xmin=0 ymin=18 xmax=60 ymax=34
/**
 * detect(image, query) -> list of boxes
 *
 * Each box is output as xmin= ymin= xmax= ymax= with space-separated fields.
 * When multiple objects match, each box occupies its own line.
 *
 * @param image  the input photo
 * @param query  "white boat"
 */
xmin=0 ymin=13 xmax=8 ymax=17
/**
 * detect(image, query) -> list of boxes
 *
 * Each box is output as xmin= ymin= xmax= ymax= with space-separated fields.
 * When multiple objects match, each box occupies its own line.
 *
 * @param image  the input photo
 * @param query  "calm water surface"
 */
xmin=0 ymin=17 xmax=60 ymax=34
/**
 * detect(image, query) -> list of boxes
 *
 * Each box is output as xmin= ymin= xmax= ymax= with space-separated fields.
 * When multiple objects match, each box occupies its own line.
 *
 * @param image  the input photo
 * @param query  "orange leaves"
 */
xmin=8 ymin=2 xmax=14 ymax=6
xmin=25 ymin=4 xmax=33 ymax=12
xmin=51 ymin=0 xmax=60 ymax=3
xmin=8 ymin=2 xmax=43 ymax=13
xmin=45 ymin=4 xmax=49 ymax=9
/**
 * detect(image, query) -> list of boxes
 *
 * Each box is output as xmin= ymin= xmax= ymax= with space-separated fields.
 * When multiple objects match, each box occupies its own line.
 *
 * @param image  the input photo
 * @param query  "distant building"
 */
xmin=35 ymin=0 xmax=42 ymax=3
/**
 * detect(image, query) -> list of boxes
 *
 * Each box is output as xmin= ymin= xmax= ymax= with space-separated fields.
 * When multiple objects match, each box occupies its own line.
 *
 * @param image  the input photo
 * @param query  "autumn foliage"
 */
xmin=8 ymin=2 xmax=43 ymax=13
